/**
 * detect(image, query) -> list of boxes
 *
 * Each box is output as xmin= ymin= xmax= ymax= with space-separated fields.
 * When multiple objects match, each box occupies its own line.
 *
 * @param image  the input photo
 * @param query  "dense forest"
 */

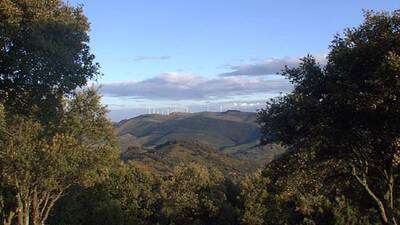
xmin=0 ymin=1 xmax=399 ymax=225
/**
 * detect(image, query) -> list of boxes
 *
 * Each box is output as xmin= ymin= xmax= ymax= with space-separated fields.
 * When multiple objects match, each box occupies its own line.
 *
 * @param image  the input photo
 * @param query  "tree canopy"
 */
xmin=0 ymin=0 xmax=99 ymax=122
xmin=258 ymin=10 xmax=400 ymax=225
xmin=0 ymin=89 xmax=119 ymax=225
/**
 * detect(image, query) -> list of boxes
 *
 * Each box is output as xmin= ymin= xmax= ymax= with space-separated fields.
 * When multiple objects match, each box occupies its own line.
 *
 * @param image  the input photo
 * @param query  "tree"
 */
xmin=0 ymin=89 xmax=119 ymax=225
xmin=239 ymin=170 xmax=269 ymax=225
xmin=49 ymin=161 xmax=160 ymax=225
xmin=102 ymin=161 xmax=160 ymax=225
xmin=160 ymin=163 xmax=228 ymax=225
xmin=0 ymin=0 xmax=100 ymax=122
xmin=258 ymin=10 xmax=400 ymax=225
xmin=246 ymin=150 xmax=377 ymax=225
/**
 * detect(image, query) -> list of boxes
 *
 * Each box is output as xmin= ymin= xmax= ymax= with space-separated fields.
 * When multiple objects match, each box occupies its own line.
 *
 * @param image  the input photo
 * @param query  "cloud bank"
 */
xmin=100 ymin=72 xmax=292 ymax=101
xmin=219 ymin=55 xmax=327 ymax=77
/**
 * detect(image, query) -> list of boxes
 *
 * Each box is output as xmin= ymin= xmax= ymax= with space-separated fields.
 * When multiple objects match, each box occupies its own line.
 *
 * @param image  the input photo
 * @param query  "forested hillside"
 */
xmin=116 ymin=110 xmax=260 ymax=151
xmin=116 ymin=111 xmax=284 ymax=174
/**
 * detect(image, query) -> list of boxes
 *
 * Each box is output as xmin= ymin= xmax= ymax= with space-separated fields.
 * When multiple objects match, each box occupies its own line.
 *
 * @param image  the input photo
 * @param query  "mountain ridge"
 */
xmin=116 ymin=110 xmax=284 ymax=174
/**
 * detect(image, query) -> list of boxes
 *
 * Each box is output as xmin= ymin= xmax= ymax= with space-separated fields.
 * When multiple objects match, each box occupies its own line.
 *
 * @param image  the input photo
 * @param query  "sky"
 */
xmin=67 ymin=0 xmax=399 ymax=121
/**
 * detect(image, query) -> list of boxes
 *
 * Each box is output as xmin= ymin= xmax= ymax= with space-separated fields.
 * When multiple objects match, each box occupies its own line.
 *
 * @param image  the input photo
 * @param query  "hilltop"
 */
xmin=117 ymin=110 xmax=258 ymax=151
xmin=116 ymin=110 xmax=284 ymax=174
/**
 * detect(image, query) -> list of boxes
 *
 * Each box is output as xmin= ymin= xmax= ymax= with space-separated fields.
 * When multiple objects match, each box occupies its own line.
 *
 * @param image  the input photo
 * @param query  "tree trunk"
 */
xmin=24 ymin=200 xmax=30 ymax=225
xmin=41 ymin=191 xmax=63 ymax=225
xmin=384 ymin=169 xmax=398 ymax=225
xmin=32 ymin=189 xmax=41 ymax=225
xmin=16 ymin=193 xmax=24 ymax=225
xmin=13 ymin=188 xmax=54 ymax=225
xmin=352 ymin=165 xmax=400 ymax=225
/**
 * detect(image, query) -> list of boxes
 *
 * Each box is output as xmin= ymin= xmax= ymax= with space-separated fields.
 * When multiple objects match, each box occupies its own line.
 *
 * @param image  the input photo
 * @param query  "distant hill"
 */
xmin=117 ymin=110 xmax=259 ymax=150
xmin=116 ymin=110 xmax=284 ymax=174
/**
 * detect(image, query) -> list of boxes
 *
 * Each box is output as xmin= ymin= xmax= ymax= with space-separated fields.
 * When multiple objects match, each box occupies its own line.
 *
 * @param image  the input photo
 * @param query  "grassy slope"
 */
xmin=117 ymin=111 xmax=285 ymax=174
xmin=117 ymin=111 xmax=260 ymax=151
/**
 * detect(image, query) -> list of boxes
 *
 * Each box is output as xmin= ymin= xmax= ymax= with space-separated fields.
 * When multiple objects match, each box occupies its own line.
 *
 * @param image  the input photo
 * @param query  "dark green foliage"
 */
xmin=0 ymin=0 xmax=100 ymax=122
xmin=50 ymin=162 xmax=243 ymax=225
xmin=0 ymin=185 xmax=17 ymax=224
xmin=239 ymin=150 xmax=381 ymax=225
xmin=49 ymin=162 xmax=160 ymax=225
xmin=257 ymin=10 xmax=400 ymax=225
xmin=121 ymin=140 xmax=263 ymax=175
xmin=159 ymin=163 xmax=233 ymax=225
xmin=0 ymin=89 xmax=119 ymax=225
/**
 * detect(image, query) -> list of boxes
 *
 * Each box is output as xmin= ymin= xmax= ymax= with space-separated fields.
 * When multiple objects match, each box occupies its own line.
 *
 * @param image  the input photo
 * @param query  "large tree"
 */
xmin=0 ymin=89 xmax=119 ymax=225
xmin=49 ymin=161 xmax=160 ymax=225
xmin=258 ymin=10 xmax=400 ymax=225
xmin=160 ymin=163 xmax=229 ymax=225
xmin=0 ymin=1 xmax=116 ymax=225
xmin=0 ymin=0 xmax=99 ymax=121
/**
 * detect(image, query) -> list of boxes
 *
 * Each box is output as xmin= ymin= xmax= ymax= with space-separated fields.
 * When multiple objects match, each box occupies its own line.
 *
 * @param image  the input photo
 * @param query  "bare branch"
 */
xmin=351 ymin=163 xmax=389 ymax=223
xmin=41 ymin=190 xmax=64 ymax=224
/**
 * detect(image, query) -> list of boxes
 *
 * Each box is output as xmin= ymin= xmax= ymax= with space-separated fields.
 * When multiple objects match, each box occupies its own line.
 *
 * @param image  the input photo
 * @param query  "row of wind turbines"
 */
xmin=146 ymin=105 xmax=224 ymax=115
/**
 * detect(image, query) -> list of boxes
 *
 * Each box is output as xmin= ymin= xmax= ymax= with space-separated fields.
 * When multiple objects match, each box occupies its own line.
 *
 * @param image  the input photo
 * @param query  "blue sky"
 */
xmin=67 ymin=0 xmax=399 ymax=120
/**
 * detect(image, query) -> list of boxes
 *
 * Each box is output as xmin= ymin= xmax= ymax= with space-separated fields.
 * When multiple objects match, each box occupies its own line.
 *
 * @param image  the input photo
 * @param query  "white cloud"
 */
xmin=133 ymin=56 xmax=171 ymax=61
xmin=219 ymin=55 xmax=327 ymax=77
xmin=100 ymin=72 xmax=292 ymax=101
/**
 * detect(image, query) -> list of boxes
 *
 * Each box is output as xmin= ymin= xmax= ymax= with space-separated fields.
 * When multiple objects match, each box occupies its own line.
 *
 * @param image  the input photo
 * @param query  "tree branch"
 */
xmin=351 ymin=164 xmax=389 ymax=223
xmin=41 ymin=190 xmax=64 ymax=224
